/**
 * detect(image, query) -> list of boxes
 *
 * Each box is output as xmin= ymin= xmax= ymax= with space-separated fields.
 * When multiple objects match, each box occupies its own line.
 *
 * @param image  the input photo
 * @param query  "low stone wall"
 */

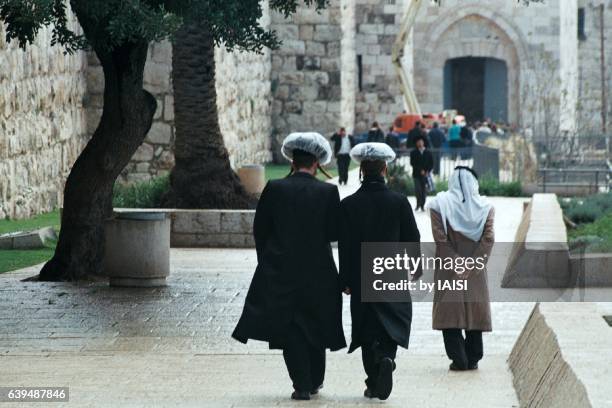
xmin=509 ymin=303 xmax=611 ymax=407
xmin=114 ymin=208 xmax=255 ymax=248
xmin=502 ymin=193 xmax=570 ymax=288
xmin=171 ymin=210 xmax=255 ymax=248
xmin=569 ymin=253 xmax=612 ymax=287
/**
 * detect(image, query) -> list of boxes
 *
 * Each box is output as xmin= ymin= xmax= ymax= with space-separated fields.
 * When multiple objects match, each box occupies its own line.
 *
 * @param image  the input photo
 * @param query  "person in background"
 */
xmin=427 ymin=122 xmax=446 ymax=175
xmin=426 ymin=167 xmax=494 ymax=372
xmin=232 ymin=132 xmax=346 ymax=401
xmin=410 ymin=135 xmax=433 ymax=211
xmin=385 ymin=126 xmax=400 ymax=149
xmin=367 ymin=121 xmax=385 ymax=143
xmin=448 ymin=119 xmax=462 ymax=149
xmin=332 ymin=127 xmax=355 ymax=185
xmin=339 ymin=142 xmax=421 ymax=401
xmin=406 ymin=120 xmax=424 ymax=149
xmin=475 ymin=122 xmax=492 ymax=145
xmin=460 ymin=123 xmax=474 ymax=147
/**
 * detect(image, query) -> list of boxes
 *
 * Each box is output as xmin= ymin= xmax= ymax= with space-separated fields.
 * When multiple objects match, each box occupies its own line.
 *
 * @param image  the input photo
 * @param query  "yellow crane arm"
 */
xmin=391 ymin=0 xmax=430 ymax=115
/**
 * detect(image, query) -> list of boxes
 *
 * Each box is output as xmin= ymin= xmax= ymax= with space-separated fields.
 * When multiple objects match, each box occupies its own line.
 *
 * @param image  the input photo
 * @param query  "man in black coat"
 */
xmin=427 ymin=122 xmax=446 ymax=175
xmin=233 ymin=134 xmax=346 ymax=401
xmin=406 ymin=121 xmax=425 ymax=148
xmin=339 ymin=143 xmax=421 ymax=401
xmin=367 ymin=121 xmax=385 ymax=143
xmin=331 ymin=127 xmax=355 ymax=185
xmin=410 ymin=136 xmax=434 ymax=211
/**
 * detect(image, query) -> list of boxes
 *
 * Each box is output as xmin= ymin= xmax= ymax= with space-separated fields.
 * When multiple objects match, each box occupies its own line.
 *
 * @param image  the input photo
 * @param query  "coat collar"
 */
xmin=358 ymin=176 xmax=388 ymax=192
xmin=290 ymin=171 xmax=316 ymax=180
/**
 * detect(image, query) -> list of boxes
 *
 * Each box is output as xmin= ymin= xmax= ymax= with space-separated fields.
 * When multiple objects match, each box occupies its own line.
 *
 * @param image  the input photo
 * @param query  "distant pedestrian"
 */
xmin=332 ymin=127 xmax=355 ymax=185
xmin=428 ymin=122 xmax=446 ymax=175
xmin=426 ymin=167 xmax=494 ymax=372
xmin=367 ymin=122 xmax=385 ymax=143
xmin=406 ymin=121 xmax=424 ymax=149
xmin=448 ymin=119 xmax=462 ymax=148
xmin=410 ymin=135 xmax=433 ymax=211
xmin=385 ymin=126 xmax=400 ymax=149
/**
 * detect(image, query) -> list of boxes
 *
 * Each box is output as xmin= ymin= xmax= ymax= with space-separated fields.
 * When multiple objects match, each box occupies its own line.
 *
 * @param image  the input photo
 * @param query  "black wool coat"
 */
xmin=339 ymin=178 xmax=421 ymax=352
xmin=232 ymin=172 xmax=346 ymax=351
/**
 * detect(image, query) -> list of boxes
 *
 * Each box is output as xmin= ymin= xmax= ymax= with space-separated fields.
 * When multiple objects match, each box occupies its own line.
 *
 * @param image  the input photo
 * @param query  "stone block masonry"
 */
xmin=0 ymin=12 xmax=88 ymax=220
xmin=171 ymin=210 xmax=255 ymax=248
xmin=269 ymin=0 xmax=343 ymax=161
xmin=1 ymin=3 xmax=273 ymax=219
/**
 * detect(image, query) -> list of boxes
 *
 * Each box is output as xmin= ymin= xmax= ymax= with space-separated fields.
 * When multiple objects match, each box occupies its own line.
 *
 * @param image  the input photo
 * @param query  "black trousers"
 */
xmin=282 ymin=324 xmax=326 ymax=392
xmin=442 ymin=329 xmax=483 ymax=369
xmin=337 ymin=154 xmax=351 ymax=184
xmin=413 ymin=176 xmax=427 ymax=209
xmin=361 ymin=309 xmax=398 ymax=389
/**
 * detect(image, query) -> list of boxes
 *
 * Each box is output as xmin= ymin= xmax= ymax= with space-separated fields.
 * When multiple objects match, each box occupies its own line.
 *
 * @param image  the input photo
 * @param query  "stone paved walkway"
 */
xmin=0 ymin=195 xmax=534 ymax=407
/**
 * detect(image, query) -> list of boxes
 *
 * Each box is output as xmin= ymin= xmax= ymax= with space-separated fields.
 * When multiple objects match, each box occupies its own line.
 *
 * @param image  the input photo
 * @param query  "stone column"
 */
xmin=340 ymin=0 xmax=357 ymax=134
xmin=559 ymin=0 xmax=579 ymax=135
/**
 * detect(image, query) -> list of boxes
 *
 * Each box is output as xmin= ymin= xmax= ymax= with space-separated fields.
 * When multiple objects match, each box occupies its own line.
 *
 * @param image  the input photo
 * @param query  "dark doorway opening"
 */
xmin=443 ymin=57 xmax=508 ymax=124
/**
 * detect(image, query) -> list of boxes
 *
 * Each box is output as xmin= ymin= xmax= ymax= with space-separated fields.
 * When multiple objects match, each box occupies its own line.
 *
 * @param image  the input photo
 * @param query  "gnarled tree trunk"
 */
xmin=39 ymin=41 xmax=156 ymax=281
xmin=166 ymin=24 xmax=255 ymax=209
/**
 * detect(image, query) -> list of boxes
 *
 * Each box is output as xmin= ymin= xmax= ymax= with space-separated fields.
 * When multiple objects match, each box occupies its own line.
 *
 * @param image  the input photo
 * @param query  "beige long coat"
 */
xmin=431 ymin=208 xmax=494 ymax=331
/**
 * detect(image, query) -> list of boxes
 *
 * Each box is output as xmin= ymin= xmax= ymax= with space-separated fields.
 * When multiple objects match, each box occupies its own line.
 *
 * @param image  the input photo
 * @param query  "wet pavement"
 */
xmin=0 ymin=195 xmax=534 ymax=407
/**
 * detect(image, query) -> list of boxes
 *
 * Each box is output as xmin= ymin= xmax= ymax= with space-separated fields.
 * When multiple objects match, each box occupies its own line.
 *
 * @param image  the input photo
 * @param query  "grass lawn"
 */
xmin=265 ymin=163 xmax=356 ymax=182
xmin=0 ymin=210 xmax=60 ymax=274
xmin=0 ymin=210 xmax=61 ymax=235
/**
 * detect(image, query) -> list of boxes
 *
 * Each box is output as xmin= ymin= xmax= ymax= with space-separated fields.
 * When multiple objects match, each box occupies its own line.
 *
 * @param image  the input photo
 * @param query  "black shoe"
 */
xmin=375 ymin=357 xmax=394 ymax=400
xmin=468 ymin=362 xmax=478 ymax=370
xmin=364 ymin=388 xmax=376 ymax=399
xmin=449 ymin=362 xmax=467 ymax=371
xmin=291 ymin=390 xmax=310 ymax=400
xmin=310 ymin=384 xmax=323 ymax=395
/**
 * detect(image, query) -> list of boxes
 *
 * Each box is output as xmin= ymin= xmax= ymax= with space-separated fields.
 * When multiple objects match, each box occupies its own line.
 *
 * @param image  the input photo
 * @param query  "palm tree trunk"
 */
xmin=166 ymin=24 xmax=255 ymax=209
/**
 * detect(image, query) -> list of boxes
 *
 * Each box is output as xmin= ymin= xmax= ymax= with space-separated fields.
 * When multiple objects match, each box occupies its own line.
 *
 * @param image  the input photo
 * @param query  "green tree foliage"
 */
xmin=0 ymin=0 xmax=328 ymax=54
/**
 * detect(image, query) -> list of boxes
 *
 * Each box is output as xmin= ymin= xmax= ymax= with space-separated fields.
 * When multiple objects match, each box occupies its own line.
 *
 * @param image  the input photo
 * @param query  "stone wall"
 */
xmin=269 ymin=1 xmax=343 ymax=161
xmin=353 ymin=0 xmax=406 ymax=134
xmin=577 ymin=0 xmax=612 ymax=135
xmin=413 ymin=0 xmax=561 ymax=134
xmin=0 ymin=17 xmax=88 ymax=219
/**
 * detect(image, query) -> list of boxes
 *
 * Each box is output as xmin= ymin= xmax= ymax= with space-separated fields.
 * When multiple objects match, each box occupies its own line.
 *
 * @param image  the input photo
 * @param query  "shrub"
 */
xmin=568 ymin=213 xmax=612 ymax=253
xmin=478 ymin=177 xmax=522 ymax=197
xmin=387 ymin=163 xmax=415 ymax=196
xmin=112 ymin=175 xmax=170 ymax=208
xmin=560 ymin=192 xmax=612 ymax=224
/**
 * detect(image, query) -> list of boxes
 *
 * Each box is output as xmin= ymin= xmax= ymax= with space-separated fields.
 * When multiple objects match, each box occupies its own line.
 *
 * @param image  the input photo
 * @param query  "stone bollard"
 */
xmin=104 ymin=211 xmax=170 ymax=287
xmin=237 ymin=164 xmax=266 ymax=195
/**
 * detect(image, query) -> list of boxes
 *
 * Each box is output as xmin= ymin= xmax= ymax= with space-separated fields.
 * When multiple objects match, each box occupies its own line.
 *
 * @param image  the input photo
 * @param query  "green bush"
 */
xmin=478 ymin=177 xmax=522 ymax=197
xmin=387 ymin=163 xmax=415 ymax=196
xmin=112 ymin=175 xmax=170 ymax=208
xmin=568 ymin=213 xmax=612 ymax=253
xmin=560 ymin=192 xmax=612 ymax=224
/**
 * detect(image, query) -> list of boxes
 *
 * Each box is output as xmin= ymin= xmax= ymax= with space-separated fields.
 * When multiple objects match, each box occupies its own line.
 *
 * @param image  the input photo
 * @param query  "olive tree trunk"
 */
xmin=166 ymin=24 xmax=255 ymax=209
xmin=39 ymin=41 xmax=156 ymax=281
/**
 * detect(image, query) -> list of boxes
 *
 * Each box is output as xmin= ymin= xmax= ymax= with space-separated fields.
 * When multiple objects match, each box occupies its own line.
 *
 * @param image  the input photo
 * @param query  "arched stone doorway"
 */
xmin=443 ymin=57 xmax=508 ymax=123
xmin=414 ymin=8 xmax=527 ymax=126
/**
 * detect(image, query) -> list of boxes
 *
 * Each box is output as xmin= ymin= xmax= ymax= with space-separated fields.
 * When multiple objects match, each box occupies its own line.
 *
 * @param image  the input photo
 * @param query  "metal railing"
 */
xmin=538 ymin=168 xmax=611 ymax=193
xmin=394 ymin=145 xmax=500 ymax=181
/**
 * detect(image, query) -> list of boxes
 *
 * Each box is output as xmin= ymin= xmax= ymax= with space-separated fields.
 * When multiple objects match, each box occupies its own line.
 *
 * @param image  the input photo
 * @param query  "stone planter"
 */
xmin=237 ymin=164 xmax=266 ymax=195
xmin=105 ymin=211 xmax=170 ymax=287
